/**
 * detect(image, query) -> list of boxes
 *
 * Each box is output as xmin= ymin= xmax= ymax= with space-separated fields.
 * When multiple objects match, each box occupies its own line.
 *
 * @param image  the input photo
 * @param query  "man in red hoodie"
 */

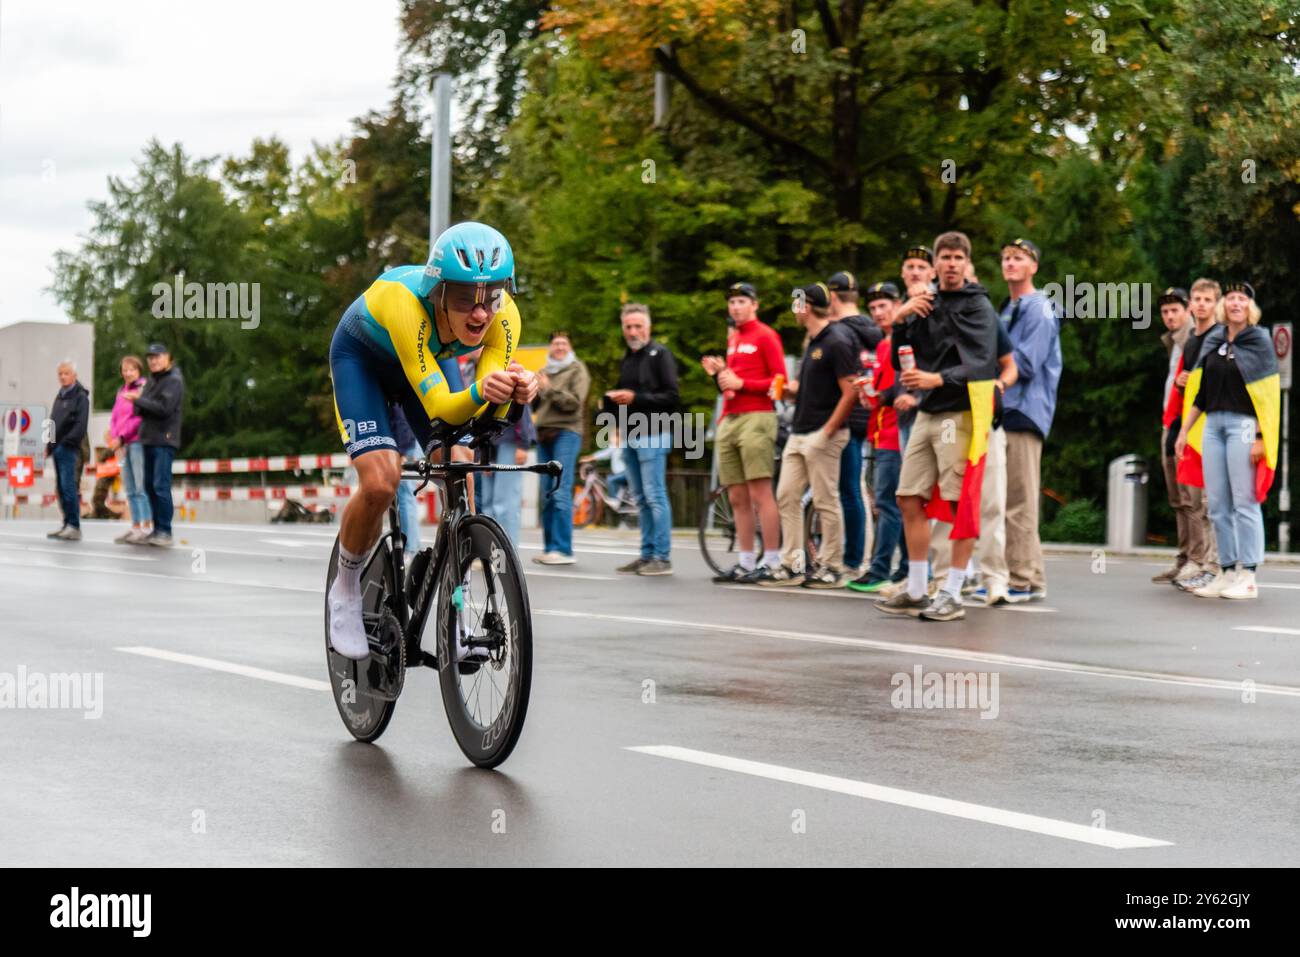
xmin=702 ymin=282 xmax=787 ymax=582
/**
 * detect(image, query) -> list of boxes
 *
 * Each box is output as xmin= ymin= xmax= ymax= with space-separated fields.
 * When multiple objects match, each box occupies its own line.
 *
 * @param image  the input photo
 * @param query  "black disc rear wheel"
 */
xmin=435 ymin=517 xmax=533 ymax=768
xmin=324 ymin=538 xmax=400 ymax=743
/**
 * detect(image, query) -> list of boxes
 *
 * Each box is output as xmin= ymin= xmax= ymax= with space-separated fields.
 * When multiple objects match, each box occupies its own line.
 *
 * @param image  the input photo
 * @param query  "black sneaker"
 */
xmin=919 ymin=590 xmax=966 ymax=621
xmin=712 ymin=564 xmax=750 ymax=584
xmin=758 ymin=565 xmax=805 ymax=587
xmin=876 ymin=589 xmax=930 ymax=616
xmin=616 ymin=558 xmax=647 ymax=574
xmin=739 ymin=564 xmax=776 ymax=584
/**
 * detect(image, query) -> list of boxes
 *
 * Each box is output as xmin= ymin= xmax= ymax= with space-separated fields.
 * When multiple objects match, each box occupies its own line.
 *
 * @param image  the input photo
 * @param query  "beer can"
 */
xmin=859 ymin=349 xmax=876 ymax=370
xmin=856 ymin=368 xmax=876 ymax=400
xmin=898 ymin=345 xmax=916 ymax=372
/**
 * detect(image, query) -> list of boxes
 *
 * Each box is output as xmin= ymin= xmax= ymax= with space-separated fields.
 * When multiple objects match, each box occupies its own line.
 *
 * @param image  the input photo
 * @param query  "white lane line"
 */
xmin=525 ymin=570 xmax=615 ymax=581
xmin=1258 ymin=583 xmax=1300 ymax=590
xmin=116 ymin=646 xmax=330 ymax=691
xmin=0 ymin=556 xmax=323 ymax=594
xmin=628 ymin=745 xmax=1171 ymax=849
xmin=0 ymin=543 xmax=161 ymax=563
xmin=537 ymin=608 xmax=1300 ymax=698
xmin=517 ymin=543 xmax=640 ymax=557
xmin=259 ymin=537 xmax=332 ymax=549
xmin=716 ymin=585 xmax=1059 ymax=612
xmin=1234 ymin=626 xmax=1300 ymax=636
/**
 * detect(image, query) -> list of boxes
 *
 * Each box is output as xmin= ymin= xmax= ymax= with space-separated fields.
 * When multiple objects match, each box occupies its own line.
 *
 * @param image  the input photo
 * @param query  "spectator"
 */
xmin=46 ymin=359 xmax=90 ymax=541
xmin=1168 ymin=278 xmax=1222 ymax=592
xmin=532 ymin=331 xmax=590 ymax=565
xmin=602 ymin=304 xmax=680 ymax=576
xmin=108 ymin=355 xmax=152 ymax=544
xmin=480 ymin=402 xmax=537 ymax=545
xmin=930 ymin=320 xmax=1019 ymax=605
xmin=130 ymin=343 xmax=185 ymax=547
xmin=876 ymin=231 xmax=999 ymax=622
xmin=848 ymin=282 xmax=905 ymax=593
xmin=1153 ymin=286 xmax=1198 ymax=584
xmin=1175 ymin=282 xmax=1280 ymax=600
xmin=998 ymin=238 xmax=1062 ymax=603
xmin=826 ymin=271 xmax=883 ymax=575
xmin=702 ymin=282 xmax=785 ymax=583
xmin=91 ymin=447 xmax=121 ymax=519
xmin=760 ymin=282 xmax=858 ymax=588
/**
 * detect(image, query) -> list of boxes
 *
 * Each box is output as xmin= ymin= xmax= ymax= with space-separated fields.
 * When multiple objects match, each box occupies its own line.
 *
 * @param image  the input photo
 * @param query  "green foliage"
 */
xmin=1040 ymin=499 xmax=1106 ymax=545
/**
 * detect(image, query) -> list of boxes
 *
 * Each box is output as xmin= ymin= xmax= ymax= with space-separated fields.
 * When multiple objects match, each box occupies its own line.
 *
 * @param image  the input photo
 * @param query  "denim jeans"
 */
xmin=143 ymin=445 xmax=176 ymax=535
xmin=119 ymin=441 xmax=152 ymax=525
xmin=622 ymin=435 xmax=673 ymax=561
xmin=396 ymin=442 xmax=422 ymax=553
xmin=1201 ymin=411 xmax=1265 ymax=568
xmin=867 ymin=448 xmax=903 ymax=581
xmin=53 ymin=444 xmax=81 ymax=529
xmin=480 ymin=440 xmax=524 ymax=545
xmin=537 ymin=428 xmax=581 ymax=556
xmin=838 ymin=433 xmax=866 ymax=568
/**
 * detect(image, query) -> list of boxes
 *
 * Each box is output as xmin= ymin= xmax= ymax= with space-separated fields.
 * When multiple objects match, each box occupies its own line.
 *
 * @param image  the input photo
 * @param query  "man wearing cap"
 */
xmin=761 ymin=283 xmax=859 ymax=588
xmin=876 ymin=232 xmax=999 ymax=621
xmin=1167 ymin=279 xmax=1222 ymax=591
xmin=127 ymin=343 xmax=186 ymax=547
xmin=827 ymin=271 xmax=882 ymax=574
xmin=998 ymin=238 xmax=1061 ymax=602
xmin=1153 ymin=286 xmax=1204 ymax=585
xmin=847 ymin=282 xmax=906 ymax=591
xmin=702 ymin=282 xmax=787 ymax=582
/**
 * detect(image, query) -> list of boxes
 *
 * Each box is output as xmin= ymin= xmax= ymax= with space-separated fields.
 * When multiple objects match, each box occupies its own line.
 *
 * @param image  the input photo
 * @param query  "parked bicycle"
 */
xmin=572 ymin=459 xmax=639 ymax=529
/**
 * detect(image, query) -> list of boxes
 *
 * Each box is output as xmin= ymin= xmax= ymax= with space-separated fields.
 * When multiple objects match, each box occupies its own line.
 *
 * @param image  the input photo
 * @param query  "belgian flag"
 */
xmin=925 ymin=381 xmax=996 ymax=539
xmin=1177 ymin=324 xmax=1281 ymax=502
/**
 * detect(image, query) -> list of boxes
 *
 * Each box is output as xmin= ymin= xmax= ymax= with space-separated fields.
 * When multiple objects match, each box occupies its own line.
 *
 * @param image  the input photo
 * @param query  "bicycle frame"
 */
xmin=379 ymin=425 xmax=562 ymax=671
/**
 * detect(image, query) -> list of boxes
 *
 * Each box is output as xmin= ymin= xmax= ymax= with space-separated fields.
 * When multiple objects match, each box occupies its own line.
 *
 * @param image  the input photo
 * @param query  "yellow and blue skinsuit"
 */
xmin=329 ymin=265 xmax=520 ymax=458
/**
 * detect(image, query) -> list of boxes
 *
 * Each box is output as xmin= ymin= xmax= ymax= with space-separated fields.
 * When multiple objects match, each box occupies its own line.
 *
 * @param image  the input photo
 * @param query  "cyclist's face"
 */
xmin=440 ymin=281 xmax=508 ymax=344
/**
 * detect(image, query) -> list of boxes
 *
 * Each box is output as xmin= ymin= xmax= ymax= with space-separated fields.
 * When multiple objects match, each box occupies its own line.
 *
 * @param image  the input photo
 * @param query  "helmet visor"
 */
xmin=441 ymin=280 xmax=510 ymax=314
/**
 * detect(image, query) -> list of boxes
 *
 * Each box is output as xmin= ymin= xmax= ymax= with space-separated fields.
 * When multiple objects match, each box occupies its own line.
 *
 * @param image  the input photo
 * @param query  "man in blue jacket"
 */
xmin=998 ymin=239 xmax=1062 ymax=602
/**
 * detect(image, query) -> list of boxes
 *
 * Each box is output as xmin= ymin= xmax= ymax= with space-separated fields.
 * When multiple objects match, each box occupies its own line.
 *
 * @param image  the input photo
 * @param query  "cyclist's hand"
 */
xmin=481 ymin=370 xmax=516 ymax=404
xmin=511 ymin=369 xmax=539 ymax=404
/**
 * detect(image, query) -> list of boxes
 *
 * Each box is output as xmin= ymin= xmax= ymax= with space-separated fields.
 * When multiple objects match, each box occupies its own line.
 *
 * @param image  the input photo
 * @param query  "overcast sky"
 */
xmin=0 ymin=0 xmax=404 ymax=327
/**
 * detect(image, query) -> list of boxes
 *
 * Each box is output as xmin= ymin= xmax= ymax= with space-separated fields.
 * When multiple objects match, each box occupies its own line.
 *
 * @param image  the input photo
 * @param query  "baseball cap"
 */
xmin=1223 ymin=281 xmax=1255 ymax=299
xmin=1003 ymin=238 xmax=1041 ymax=262
xmin=826 ymin=271 xmax=858 ymax=293
xmin=1157 ymin=287 xmax=1189 ymax=307
xmin=727 ymin=282 xmax=758 ymax=301
xmin=146 ymin=342 xmax=170 ymax=356
xmin=863 ymin=281 xmax=902 ymax=303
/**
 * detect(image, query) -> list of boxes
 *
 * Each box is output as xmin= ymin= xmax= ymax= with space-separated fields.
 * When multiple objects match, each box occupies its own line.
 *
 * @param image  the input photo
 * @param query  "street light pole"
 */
xmin=430 ymin=72 xmax=452 ymax=252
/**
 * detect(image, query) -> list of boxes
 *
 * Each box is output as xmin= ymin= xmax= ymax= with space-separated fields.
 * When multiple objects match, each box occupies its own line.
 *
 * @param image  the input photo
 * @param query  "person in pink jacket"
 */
xmin=108 ymin=356 xmax=152 ymax=544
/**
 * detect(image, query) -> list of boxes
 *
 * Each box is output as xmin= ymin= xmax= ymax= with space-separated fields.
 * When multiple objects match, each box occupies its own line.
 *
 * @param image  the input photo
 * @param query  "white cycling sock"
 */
xmin=333 ymin=544 xmax=366 ymax=601
xmin=945 ymin=567 xmax=966 ymax=598
xmin=739 ymin=550 xmax=756 ymax=571
xmin=964 ymin=558 xmax=976 ymax=577
xmin=762 ymin=549 xmax=781 ymax=569
xmin=907 ymin=562 xmax=929 ymax=600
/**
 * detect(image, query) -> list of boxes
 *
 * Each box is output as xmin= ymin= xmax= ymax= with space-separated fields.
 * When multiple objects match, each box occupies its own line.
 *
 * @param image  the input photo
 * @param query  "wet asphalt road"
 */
xmin=1 ymin=517 xmax=1298 ymax=867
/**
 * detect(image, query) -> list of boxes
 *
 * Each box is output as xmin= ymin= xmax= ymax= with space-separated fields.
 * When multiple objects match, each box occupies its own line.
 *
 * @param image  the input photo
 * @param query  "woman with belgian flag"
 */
xmin=1174 ymin=282 xmax=1281 ymax=600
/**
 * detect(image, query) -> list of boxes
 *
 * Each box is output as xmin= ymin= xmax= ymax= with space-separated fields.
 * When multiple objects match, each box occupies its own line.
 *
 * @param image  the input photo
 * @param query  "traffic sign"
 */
xmin=1274 ymin=322 xmax=1292 ymax=391
xmin=0 ymin=404 xmax=47 ymax=469
xmin=6 ymin=456 xmax=35 ymax=488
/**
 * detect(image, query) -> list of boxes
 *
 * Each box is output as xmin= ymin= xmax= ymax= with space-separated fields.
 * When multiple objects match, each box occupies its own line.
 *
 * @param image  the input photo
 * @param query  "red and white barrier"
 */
xmin=172 ymin=453 xmax=351 ymax=475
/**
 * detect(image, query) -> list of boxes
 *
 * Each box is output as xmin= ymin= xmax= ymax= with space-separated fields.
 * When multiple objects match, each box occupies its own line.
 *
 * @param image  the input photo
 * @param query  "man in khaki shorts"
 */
xmin=876 ymin=231 xmax=999 ymax=622
xmin=702 ymin=282 xmax=787 ymax=582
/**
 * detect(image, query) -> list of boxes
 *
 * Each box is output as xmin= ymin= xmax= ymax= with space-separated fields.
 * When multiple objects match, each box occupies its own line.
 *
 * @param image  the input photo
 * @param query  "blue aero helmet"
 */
xmin=418 ymin=221 xmax=515 ymax=298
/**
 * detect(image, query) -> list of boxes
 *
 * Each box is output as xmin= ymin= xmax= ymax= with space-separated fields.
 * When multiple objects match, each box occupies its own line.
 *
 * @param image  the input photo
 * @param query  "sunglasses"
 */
xmin=440 ymin=281 xmax=510 ymax=314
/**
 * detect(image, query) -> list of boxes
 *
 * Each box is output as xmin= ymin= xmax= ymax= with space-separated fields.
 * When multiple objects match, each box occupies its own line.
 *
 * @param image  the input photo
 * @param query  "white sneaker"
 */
xmin=1193 ymin=569 xmax=1237 ymax=599
xmin=328 ymin=588 xmax=370 ymax=660
xmin=1220 ymin=569 xmax=1258 ymax=600
xmin=532 ymin=552 xmax=576 ymax=565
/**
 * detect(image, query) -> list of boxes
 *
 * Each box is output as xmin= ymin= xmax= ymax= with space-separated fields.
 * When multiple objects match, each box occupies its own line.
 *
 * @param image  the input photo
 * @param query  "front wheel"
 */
xmin=434 ymin=516 xmax=533 ymax=768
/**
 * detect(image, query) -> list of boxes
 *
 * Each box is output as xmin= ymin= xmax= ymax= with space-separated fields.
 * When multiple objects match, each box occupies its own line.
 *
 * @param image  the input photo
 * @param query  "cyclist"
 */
xmin=327 ymin=222 xmax=538 ymax=660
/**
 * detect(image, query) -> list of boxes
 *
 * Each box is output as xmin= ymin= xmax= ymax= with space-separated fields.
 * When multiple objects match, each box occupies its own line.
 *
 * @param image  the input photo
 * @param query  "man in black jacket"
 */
xmin=601 ymin=303 xmax=680 ymax=575
xmin=129 ymin=343 xmax=185 ymax=547
xmin=46 ymin=360 xmax=90 ymax=541
xmin=827 ymin=271 xmax=883 ymax=574
xmin=877 ymin=232 xmax=999 ymax=622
